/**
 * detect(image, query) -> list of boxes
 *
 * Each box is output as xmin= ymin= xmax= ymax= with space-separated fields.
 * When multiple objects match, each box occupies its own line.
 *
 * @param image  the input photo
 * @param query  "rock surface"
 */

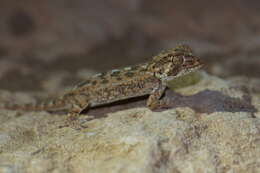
xmin=0 ymin=72 xmax=259 ymax=173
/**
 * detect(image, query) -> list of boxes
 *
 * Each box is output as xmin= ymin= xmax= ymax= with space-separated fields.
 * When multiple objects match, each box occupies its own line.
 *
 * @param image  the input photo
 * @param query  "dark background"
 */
xmin=0 ymin=0 xmax=259 ymax=92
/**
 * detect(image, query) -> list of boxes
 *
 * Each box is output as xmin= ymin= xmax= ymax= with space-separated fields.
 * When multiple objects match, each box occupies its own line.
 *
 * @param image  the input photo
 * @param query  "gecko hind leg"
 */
xmin=67 ymin=94 xmax=91 ymax=119
xmin=64 ymin=102 xmax=90 ymax=129
xmin=68 ymin=102 xmax=90 ymax=119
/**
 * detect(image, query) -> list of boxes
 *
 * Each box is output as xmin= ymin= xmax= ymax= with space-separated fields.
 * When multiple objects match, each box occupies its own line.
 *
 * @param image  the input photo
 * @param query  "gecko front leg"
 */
xmin=146 ymin=82 xmax=167 ymax=110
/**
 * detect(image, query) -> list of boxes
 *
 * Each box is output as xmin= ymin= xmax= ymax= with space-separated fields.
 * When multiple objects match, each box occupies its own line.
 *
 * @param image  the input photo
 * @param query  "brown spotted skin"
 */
xmin=6 ymin=45 xmax=203 ymax=116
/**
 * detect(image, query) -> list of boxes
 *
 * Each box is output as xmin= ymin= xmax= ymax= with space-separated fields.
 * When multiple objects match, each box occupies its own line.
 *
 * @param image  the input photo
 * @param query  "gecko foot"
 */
xmin=146 ymin=95 xmax=160 ymax=110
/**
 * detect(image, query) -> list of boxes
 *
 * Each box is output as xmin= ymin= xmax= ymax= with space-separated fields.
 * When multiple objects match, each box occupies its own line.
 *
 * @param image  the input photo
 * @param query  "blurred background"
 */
xmin=0 ymin=0 xmax=259 ymax=92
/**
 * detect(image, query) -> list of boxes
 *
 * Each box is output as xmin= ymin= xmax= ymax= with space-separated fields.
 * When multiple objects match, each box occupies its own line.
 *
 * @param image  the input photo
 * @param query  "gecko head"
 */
xmin=148 ymin=44 xmax=203 ymax=81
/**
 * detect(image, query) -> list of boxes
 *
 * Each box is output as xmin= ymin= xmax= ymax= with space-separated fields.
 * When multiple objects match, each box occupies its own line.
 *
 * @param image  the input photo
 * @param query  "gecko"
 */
xmin=5 ymin=45 xmax=203 ymax=117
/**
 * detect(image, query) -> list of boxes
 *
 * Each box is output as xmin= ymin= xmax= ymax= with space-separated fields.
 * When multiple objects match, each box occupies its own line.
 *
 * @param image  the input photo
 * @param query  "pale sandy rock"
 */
xmin=0 ymin=73 xmax=259 ymax=173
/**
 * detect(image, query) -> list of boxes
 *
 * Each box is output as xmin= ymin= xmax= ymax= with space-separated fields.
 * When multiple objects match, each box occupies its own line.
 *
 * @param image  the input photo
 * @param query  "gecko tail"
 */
xmin=3 ymin=99 xmax=66 ymax=112
xmin=4 ymin=102 xmax=44 ymax=111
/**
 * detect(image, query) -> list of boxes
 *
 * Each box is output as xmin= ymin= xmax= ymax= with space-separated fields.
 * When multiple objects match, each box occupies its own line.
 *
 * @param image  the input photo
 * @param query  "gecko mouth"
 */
xmin=165 ymin=65 xmax=202 ymax=81
xmin=174 ymin=60 xmax=203 ymax=79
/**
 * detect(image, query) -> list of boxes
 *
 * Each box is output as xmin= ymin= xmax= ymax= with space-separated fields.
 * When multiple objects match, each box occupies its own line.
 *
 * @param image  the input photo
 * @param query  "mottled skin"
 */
xmin=7 ymin=45 xmax=203 ymax=117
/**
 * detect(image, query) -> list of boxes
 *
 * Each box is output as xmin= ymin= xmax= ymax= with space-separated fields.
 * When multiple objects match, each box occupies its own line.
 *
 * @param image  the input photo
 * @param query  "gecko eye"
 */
xmin=182 ymin=55 xmax=202 ymax=68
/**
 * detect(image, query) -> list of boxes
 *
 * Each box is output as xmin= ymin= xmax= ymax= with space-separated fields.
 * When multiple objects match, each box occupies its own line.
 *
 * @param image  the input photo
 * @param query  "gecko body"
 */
xmin=6 ymin=45 xmax=203 ymax=116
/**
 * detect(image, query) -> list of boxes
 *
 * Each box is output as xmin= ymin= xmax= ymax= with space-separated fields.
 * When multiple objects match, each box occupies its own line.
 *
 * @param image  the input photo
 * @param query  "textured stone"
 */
xmin=0 ymin=73 xmax=259 ymax=173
